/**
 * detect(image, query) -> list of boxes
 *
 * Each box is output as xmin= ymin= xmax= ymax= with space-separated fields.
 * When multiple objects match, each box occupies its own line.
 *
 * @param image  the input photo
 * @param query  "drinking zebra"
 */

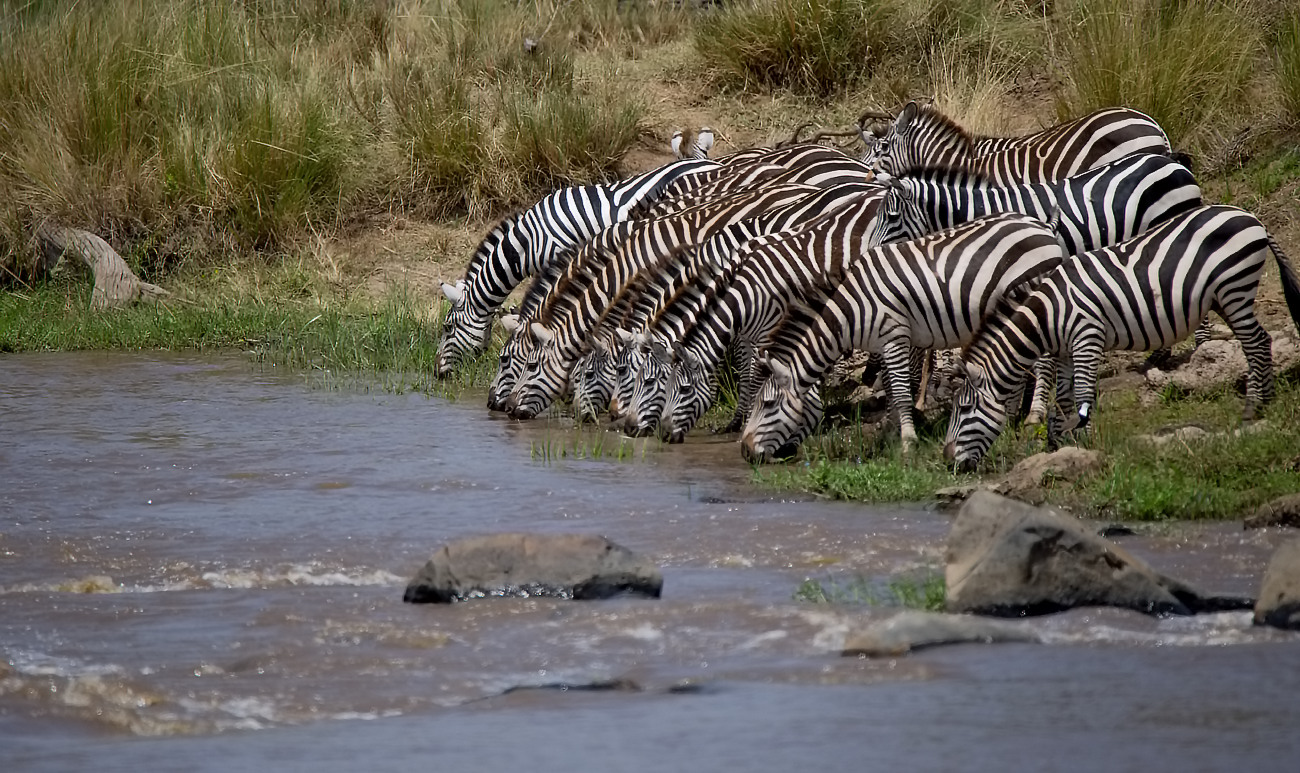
xmin=942 ymin=205 xmax=1300 ymax=472
xmin=587 ymin=181 xmax=885 ymax=428
xmin=739 ymin=212 xmax=1069 ymax=462
xmin=437 ymin=157 xmax=719 ymax=377
xmin=501 ymin=183 xmax=821 ymax=419
xmin=624 ymin=191 xmax=892 ymax=441
xmin=862 ymin=101 xmax=1173 ymax=184
xmin=874 ymin=152 xmax=1204 ymax=419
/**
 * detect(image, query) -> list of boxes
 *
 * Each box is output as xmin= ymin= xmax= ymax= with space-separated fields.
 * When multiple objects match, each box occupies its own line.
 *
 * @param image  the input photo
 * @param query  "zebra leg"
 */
xmin=882 ymin=341 xmax=919 ymax=456
xmin=1224 ymin=311 xmax=1274 ymax=419
xmin=1063 ymin=335 xmax=1105 ymax=433
xmin=724 ymin=339 xmax=756 ymax=433
xmin=1194 ymin=317 xmax=1215 ymax=348
xmin=1023 ymin=357 xmax=1056 ymax=426
xmin=1046 ymin=357 xmax=1074 ymax=451
xmin=912 ymin=348 xmax=932 ymax=412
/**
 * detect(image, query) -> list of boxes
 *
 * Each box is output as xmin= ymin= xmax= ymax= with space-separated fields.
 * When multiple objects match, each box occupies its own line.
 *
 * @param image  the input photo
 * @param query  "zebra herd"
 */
xmin=437 ymin=100 xmax=1300 ymax=470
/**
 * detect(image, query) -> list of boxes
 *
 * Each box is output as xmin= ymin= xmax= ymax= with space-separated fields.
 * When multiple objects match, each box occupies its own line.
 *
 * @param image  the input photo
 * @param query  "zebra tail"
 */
xmin=1268 ymin=234 xmax=1300 ymax=335
xmin=1168 ymin=150 xmax=1195 ymax=171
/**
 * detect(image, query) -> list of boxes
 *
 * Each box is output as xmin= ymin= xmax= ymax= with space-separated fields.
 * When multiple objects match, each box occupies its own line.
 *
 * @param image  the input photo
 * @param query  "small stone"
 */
xmin=842 ymin=610 xmax=1039 ymax=657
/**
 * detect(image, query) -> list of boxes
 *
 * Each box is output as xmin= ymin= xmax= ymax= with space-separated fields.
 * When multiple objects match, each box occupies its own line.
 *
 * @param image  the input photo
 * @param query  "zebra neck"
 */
xmin=967 ymin=296 xmax=1054 ymax=404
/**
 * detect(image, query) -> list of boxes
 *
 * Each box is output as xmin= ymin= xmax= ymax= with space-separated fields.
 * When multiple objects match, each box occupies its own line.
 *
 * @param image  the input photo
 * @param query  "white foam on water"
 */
xmin=1 ymin=564 xmax=404 ymax=594
xmin=1035 ymin=610 xmax=1267 ymax=647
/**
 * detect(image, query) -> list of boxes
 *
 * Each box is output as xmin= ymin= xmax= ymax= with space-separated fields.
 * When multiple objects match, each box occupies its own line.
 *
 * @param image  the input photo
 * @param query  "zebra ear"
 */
xmin=441 ymin=282 xmax=463 ymax=305
xmin=767 ymin=357 xmax=794 ymax=387
xmin=529 ymin=322 xmax=555 ymax=345
xmin=500 ymin=313 xmax=520 ymax=333
xmin=671 ymin=340 xmax=692 ymax=365
xmin=614 ymin=328 xmax=635 ymax=345
xmin=948 ymin=356 xmax=970 ymax=380
xmin=670 ymin=129 xmax=684 ymax=159
xmin=896 ymin=102 xmax=918 ymax=134
xmin=589 ymin=335 xmax=609 ymax=355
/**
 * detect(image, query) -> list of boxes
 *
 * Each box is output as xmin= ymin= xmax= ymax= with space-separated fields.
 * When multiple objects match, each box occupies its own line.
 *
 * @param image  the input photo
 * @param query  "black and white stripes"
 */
xmin=942 ymin=205 xmax=1300 ymax=471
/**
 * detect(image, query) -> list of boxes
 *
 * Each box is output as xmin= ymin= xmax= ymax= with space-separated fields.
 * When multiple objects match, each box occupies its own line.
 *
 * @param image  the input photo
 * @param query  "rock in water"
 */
xmin=403 ymin=533 xmax=663 ymax=603
xmin=1255 ymin=537 xmax=1300 ymax=630
xmin=1244 ymin=494 xmax=1300 ymax=530
xmin=945 ymin=491 xmax=1250 ymax=617
xmin=842 ymin=610 xmax=1039 ymax=657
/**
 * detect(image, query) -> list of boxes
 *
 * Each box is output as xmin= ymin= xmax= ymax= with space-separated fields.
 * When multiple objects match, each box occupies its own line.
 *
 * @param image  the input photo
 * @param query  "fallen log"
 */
xmin=36 ymin=223 xmax=170 ymax=310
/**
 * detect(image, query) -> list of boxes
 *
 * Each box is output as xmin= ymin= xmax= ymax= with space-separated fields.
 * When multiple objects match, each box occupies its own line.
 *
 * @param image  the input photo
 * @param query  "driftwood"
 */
xmin=36 ymin=223 xmax=170 ymax=310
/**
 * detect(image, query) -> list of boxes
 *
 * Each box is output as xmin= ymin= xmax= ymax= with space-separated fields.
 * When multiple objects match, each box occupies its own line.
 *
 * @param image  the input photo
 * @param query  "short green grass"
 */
xmin=758 ymin=374 xmax=1300 ymax=521
xmin=793 ymin=570 xmax=945 ymax=611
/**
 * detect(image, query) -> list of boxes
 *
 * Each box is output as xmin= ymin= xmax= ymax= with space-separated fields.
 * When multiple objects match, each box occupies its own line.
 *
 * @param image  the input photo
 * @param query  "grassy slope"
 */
xmin=3 ymin=1 xmax=1300 ymax=520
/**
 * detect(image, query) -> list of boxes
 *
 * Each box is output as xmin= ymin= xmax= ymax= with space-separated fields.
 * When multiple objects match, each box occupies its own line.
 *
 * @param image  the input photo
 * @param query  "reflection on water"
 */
xmin=1 ymin=352 xmax=1297 ymax=770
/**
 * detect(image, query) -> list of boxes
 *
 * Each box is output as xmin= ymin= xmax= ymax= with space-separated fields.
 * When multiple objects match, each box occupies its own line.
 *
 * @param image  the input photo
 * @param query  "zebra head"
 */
xmin=436 ymin=280 xmax=492 ymax=378
xmin=571 ymin=331 xmax=621 ymax=423
xmin=487 ymin=315 xmax=531 ymax=412
xmin=624 ymin=335 xmax=674 ymax=437
xmin=507 ymin=322 xmax=568 ymax=420
xmin=942 ymin=357 xmax=1011 ymax=473
xmin=608 ymin=329 xmax=645 ymax=426
xmin=661 ymin=342 xmax=717 ymax=444
xmin=740 ymin=355 xmax=823 ymax=463
xmin=870 ymin=177 xmax=925 ymax=245
xmin=867 ymin=101 xmax=969 ymax=179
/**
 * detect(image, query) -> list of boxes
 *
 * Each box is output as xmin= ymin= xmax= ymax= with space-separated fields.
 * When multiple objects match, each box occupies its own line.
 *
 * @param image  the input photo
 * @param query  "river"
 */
xmin=2 ymin=352 xmax=1297 ymax=771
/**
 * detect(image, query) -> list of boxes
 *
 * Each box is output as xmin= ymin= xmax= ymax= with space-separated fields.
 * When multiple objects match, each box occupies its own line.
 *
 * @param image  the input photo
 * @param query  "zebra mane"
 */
xmin=463 ymin=208 xmax=527 ymax=277
xmin=899 ymin=163 xmax=995 ymax=188
xmin=765 ymin=296 xmax=826 ymax=363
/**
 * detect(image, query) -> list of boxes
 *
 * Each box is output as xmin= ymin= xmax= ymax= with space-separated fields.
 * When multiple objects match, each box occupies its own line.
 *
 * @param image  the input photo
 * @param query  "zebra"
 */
xmin=625 ymin=189 xmax=890 ymax=441
xmin=671 ymin=127 xmax=715 ymax=159
xmin=437 ymin=157 xmax=719 ymax=377
xmin=587 ymin=181 xmax=886 ymax=429
xmin=738 ymin=211 xmax=1069 ymax=462
xmin=942 ymin=204 xmax=1300 ymax=473
xmin=862 ymin=101 xmax=1173 ymax=184
xmin=635 ymin=144 xmax=867 ymax=218
xmin=501 ymin=182 xmax=823 ymax=419
xmin=873 ymin=152 xmax=1204 ymax=420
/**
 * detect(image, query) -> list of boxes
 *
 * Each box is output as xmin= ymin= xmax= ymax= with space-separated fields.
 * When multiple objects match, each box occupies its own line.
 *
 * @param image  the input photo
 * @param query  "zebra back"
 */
xmin=867 ymin=101 xmax=1172 ymax=185
xmin=877 ymin=153 xmax=1201 ymax=254
xmin=438 ymin=156 xmax=718 ymax=376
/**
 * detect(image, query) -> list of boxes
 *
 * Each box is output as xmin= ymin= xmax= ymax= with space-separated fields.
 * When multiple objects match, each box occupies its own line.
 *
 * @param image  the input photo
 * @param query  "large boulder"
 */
xmin=403 ymin=533 xmax=662 ymax=603
xmin=1244 ymin=493 xmax=1300 ymax=530
xmin=1254 ymin=538 xmax=1300 ymax=630
xmin=945 ymin=491 xmax=1251 ymax=617
xmin=842 ymin=610 xmax=1039 ymax=657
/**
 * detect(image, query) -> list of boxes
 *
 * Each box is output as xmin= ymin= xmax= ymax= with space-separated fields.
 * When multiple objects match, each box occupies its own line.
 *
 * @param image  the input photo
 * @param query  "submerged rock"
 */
xmin=945 ymin=491 xmax=1251 ymax=617
xmin=1255 ymin=538 xmax=1300 ymax=630
xmin=403 ymin=533 xmax=662 ymax=603
xmin=841 ymin=610 xmax=1039 ymax=657
xmin=1244 ymin=494 xmax=1300 ymax=530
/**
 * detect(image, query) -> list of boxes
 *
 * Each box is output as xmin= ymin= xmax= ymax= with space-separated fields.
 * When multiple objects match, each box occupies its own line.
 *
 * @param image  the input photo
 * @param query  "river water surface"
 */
xmin=2 ymin=352 xmax=1298 ymax=771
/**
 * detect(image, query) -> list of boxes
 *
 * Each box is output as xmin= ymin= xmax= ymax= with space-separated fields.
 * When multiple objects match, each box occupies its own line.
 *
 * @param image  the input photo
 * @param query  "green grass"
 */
xmin=0 ymin=0 xmax=649 ymax=273
xmin=0 ymin=276 xmax=497 ymax=396
xmin=794 ymin=570 xmax=945 ymax=611
xmin=760 ymin=372 xmax=1300 ymax=521
xmin=1276 ymin=8 xmax=1300 ymax=124
xmin=694 ymin=0 xmax=892 ymax=96
xmin=1056 ymin=0 xmax=1258 ymax=154
xmin=529 ymin=427 xmax=659 ymax=463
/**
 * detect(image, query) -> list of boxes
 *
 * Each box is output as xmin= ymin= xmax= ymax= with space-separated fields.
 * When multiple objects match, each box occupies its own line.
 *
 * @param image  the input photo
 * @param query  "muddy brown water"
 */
xmin=2 ymin=352 xmax=1298 ymax=771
